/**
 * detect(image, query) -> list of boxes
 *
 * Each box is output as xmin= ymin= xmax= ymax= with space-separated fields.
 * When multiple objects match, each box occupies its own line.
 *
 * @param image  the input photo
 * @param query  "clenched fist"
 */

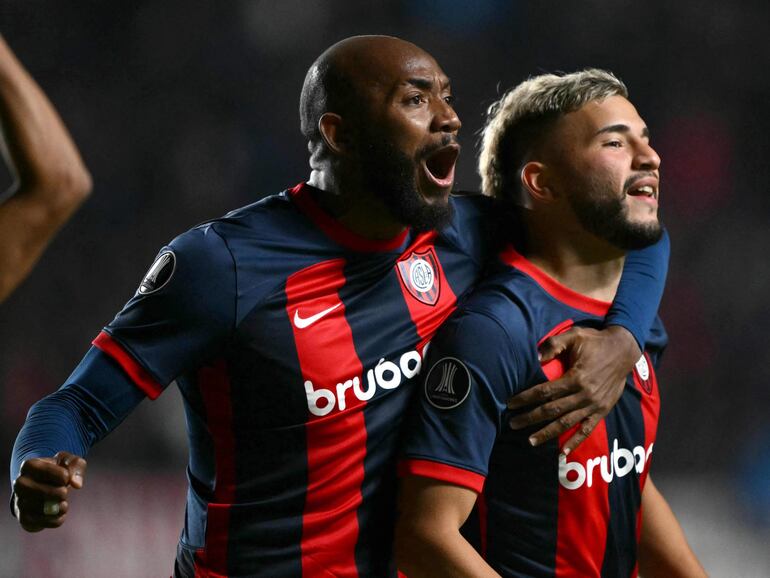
xmin=12 ymin=451 xmax=87 ymax=532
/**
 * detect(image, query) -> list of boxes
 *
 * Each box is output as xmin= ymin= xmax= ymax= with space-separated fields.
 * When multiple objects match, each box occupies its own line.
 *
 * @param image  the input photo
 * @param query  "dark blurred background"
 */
xmin=1 ymin=1 xmax=768 ymax=575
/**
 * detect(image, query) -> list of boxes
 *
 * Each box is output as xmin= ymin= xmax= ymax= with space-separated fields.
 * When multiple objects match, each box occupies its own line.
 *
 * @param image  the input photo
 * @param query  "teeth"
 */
xmin=635 ymin=185 xmax=654 ymax=195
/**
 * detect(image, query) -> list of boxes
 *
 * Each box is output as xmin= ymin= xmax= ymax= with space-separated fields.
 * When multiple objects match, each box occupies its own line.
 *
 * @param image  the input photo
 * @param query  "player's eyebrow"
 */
xmin=405 ymin=77 xmax=452 ymax=91
xmin=595 ymin=124 xmax=650 ymax=139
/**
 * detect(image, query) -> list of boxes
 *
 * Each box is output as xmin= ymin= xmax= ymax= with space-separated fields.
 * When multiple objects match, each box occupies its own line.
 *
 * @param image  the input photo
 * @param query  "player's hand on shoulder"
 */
xmin=12 ymin=451 xmax=87 ymax=532
xmin=507 ymin=325 xmax=640 ymax=455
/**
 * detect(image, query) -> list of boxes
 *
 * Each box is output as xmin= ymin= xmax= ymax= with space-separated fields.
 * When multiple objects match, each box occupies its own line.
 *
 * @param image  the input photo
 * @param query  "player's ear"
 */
xmin=318 ymin=112 xmax=351 ymax=155
xmin=520 ymin=161 xmax=556 ymax=204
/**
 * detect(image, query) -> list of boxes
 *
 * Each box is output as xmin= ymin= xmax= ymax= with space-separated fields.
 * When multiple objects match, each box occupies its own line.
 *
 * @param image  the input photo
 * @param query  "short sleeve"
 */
xmin=400 ymin=305 xmax=532 ymax=493
xmin=93 ymin=224 xmax=236 ymax=399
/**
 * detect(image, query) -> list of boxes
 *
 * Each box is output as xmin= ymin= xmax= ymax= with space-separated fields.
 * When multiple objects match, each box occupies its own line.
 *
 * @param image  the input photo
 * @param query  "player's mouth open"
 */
xmin=422 ymin=144 xmax=459 ymax=189
xmin=625 ymin=176 xmax=658 ymax=200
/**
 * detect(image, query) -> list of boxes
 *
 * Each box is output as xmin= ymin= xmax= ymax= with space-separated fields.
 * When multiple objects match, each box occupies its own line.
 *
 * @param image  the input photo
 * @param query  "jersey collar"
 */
xmin=500 ymin=244 xmax=612 ymax=317
xmin=289 ymin=183 xmax=409 ymax=253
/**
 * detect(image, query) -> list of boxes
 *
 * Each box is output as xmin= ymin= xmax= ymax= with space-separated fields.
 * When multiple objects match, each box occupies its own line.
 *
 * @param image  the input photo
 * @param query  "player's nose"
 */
xmin=634 ymin=140 xmax=661 ymax=171
xmin=432 ymin=98 xmax=461 ymax=134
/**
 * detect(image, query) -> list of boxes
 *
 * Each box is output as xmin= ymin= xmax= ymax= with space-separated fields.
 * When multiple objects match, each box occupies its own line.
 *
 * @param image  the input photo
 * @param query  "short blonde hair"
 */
xmin=478 ymin=69 xmax=628 ymax=201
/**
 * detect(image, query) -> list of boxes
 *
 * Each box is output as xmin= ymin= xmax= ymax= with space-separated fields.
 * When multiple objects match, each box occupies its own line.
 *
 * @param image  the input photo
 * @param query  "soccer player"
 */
xmin=0 ymin=35 xmax=92 ymax=303
xmin=11 ymin=39 xmax=668 ymax=577
xmin=396 ymin=70 xmax=706 ymax=577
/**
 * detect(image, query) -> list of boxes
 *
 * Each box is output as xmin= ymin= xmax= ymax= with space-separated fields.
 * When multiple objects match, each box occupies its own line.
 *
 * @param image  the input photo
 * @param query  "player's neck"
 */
xmin=307 ymin=170 xmax=406 ymax=241
xmin=522 ymin=217 xmax=624 ymax=304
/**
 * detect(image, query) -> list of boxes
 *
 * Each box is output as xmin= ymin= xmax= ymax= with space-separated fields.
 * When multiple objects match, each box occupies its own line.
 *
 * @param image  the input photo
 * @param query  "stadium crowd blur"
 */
xmin=1 ymin=1 xmax=768 ymax=575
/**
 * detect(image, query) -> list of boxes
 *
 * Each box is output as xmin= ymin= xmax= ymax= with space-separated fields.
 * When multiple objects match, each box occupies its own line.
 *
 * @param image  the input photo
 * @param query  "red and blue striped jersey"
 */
xmin=400 ymin=245 xmax=667 ymax=578
xmin=93 ymin=183 xmax=489 ymax=577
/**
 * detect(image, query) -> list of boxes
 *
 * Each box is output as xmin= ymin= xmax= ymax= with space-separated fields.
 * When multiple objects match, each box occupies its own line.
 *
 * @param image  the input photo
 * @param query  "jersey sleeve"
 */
xmin=93 ymin=224 xmax=236 ymax=399
xmin=607 ymin=229 xmax=670 ymax=349
xmin=399 ymin=305 xmax=532 ymax=493
xmin=11 ymin=347 xmax=146 ymax=485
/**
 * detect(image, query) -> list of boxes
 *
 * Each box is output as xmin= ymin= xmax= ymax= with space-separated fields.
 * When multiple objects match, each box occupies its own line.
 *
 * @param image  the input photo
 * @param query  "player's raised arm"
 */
xmin=0 ymin=34 xmax=92 ymax=303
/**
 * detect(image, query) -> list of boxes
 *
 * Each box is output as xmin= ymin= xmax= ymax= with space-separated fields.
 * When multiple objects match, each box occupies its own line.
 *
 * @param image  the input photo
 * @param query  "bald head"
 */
xmin=299 ymin=35 xmax=437 ymax=143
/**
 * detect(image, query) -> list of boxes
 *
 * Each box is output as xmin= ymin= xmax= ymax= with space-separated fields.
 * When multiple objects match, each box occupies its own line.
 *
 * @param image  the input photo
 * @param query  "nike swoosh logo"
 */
xmin=293 ymin=303 xmax=342 ymax=329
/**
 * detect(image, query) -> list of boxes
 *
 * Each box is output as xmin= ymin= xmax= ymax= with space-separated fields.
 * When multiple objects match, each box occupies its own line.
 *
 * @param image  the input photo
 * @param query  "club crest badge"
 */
xmin=424 ymin=357 xmax=472 ymax=410
xmin=138 ymin=251 xmax=176 ymax=295
xmin=634 ymin=353 xmax=654 ymax=394
xmin=397 ymin=248 xmax=440 ymax=306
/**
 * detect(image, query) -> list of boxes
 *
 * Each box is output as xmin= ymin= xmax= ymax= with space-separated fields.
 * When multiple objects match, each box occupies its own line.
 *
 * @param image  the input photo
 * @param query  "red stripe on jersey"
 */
xmin=396 ymin=232 xmax=458 ymax=349
xmin=633 ymin=351 xmax=661 ymax=556
xmin=92 ymin=331 xmax=163 ymax=399
xmin=398 ymin=459 xmax=486 ymax=493
xmin=192 ymin=560 xmax=228 ymax=578
xmin=633 ymin=352 xmax=659 ymax=489
xmin=543 ymin=345 xmax=610 ymax=578
xmin=286 ymin=258 xmax=366 ymax=578
xmin=538 ymin=320 xmax=574 ymax=380
xmin=196 ymin=359 xmax=237 ymax=577
xmin=501 ymin=246 xmax=611 ymax=317
xmin=555 ymin=421 xmax=611 ymax=578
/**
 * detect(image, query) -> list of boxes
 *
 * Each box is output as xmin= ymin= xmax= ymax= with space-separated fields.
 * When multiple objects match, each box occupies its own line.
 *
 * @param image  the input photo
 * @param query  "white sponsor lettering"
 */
xmin=304 ymin=345 xmax=428 ymax=416
xmin=559 ymin=439 xmax=654 ymax=490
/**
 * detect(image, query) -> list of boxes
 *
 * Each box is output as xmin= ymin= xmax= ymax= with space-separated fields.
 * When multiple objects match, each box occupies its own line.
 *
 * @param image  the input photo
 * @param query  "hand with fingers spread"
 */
xmin=507 ymin=325 xmax=641 ymax=456
xmin=12 ymin=451 xmax=87 ymax=532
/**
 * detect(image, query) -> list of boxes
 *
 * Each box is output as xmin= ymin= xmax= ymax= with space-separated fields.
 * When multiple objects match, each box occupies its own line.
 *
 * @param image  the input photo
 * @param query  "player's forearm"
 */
xmin=0 ymin=35 xmax=92 ymax=200
xmin=395 ymin=522 xmax=501 ymax=578
xmin=639 ymin=478 xmax=707 ymax=578
xmin=606 ymin=228 xmax=669 ymax=349
xmin=11 ymin=347 xmax=145 ymax=484
xmin=11 ymin=389 xmax=96 ymax=484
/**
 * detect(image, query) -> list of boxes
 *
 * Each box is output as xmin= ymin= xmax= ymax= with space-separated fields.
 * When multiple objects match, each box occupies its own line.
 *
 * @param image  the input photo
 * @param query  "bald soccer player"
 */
xmin=11 ymin=37 xmax=668 ymax=577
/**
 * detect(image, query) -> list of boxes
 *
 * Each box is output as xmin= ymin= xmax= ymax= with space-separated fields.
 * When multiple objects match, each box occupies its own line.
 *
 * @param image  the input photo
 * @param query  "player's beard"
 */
xmin=358 ymin=137 xmax=454 ymax=233
xmin=568 ymin=185 xmax=663 ymax=250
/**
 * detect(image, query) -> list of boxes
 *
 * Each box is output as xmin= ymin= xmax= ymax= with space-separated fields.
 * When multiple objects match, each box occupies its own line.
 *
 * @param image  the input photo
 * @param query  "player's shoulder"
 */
xmin=441 ymin=271 xmax=537 ymax=362
xmin=447 ymin=191 xmax=494 ymax=230
xmin=464 ymin=272 xmax=536 ymax=337
xmin=450 ymin=190 xmax=493 ymax=211
xmin=440 ymin=191 xmax=495 ymax=261
xmin=167 ymin=189 xmax=293 ymax=252
xmin=199 ymin=189 xmax=294 ymax=238
xmin=219 ymin=189 xmax=293 ymax=224
xmin=429 ymin=278 xmax=539 ymax=397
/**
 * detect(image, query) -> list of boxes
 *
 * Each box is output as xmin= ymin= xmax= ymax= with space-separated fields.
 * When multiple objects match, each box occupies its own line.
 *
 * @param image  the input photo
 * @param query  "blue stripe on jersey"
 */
xmin=601 ymin=382 xmax=645 ymax=578
xmin=483 ymin=404 xmax=561 ymax=576
xmin=176 ymin=369 xmax=216 ymax=550
xmin=220 ymin=280 xmax=308 ymax=576
xmin=434 ymin=240 xmax=484 ymax=309
xmin=339 ymin=251 xmax=421 ymax=577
